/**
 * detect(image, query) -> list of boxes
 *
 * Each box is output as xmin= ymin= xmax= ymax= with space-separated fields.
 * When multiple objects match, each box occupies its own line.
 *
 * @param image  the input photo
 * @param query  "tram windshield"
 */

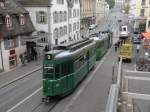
xmin=43 ymin=64 xmax=54 ymax=78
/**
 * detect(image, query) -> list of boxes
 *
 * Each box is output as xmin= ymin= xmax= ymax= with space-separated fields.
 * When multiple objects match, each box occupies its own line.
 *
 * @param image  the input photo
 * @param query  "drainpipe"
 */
xmin=47 ymin=5 xmax=52 ymax=49
xmin=0 ymin=37 xmax=4 ymax=72
xmin=68 ymin=5 xmax=70 ymax=42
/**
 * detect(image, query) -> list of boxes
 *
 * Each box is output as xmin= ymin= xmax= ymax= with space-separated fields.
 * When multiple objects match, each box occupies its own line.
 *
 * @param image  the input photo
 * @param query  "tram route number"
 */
xmin=47 ymin=54 xmax=52 ymax=60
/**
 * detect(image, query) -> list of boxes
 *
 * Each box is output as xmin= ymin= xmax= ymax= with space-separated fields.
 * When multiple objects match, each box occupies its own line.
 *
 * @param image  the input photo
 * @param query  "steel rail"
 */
xmin=0 ymin=66 xmax=42 ymax=89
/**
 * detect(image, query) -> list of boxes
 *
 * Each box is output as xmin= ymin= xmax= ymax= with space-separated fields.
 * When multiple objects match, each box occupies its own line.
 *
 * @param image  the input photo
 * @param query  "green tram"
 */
xmin=91 ymin=32 xmax=113 ymax=60
xmin=43 ymin=39 xmax=96 ymax=98
xmin=42 ymin=33 xmax=112 ymax=99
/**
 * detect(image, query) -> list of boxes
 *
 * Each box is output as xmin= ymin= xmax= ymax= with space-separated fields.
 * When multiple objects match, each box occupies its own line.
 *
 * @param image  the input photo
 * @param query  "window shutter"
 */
xmin=44 ymin=12 xmax=47 ymax=24
xmin=36 ymin=11 xmax=40 ymax=23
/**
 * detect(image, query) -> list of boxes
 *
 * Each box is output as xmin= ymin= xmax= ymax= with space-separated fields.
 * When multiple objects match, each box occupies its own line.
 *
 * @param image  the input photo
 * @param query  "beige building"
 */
xmin=80 ymin=0 xmax=96 ymax=28
xmin=95 ymin=0 xmax=109 ymax=24
xmin=146 ymin=1 xmax=150 ymax=31
xmin=134 ymin=0 xmax=150 ymax=32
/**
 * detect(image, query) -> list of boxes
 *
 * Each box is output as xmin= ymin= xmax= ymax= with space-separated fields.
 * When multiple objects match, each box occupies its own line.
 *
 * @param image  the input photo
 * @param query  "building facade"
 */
xmin=80 ymin=0 xmax=96 ymax=28
xmin=134 ymin=0 xmax=149 ymax=32
xmin=146 ymin=0 xmax=150 ymax=31
xmin=17 ymin=0 xmax=80 ymax=46
xmin=115 ymin=0 xmax=125 ymax=9
xmin=95 ymin=0 xmax=109 ymax=24
xmin=68 ymin=0 xmax=80 ymax=41
xmin=0 ymin=0 xmax=34 ymax=72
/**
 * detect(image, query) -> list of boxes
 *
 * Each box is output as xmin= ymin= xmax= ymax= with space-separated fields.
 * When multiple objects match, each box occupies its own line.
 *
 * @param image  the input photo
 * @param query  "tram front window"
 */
xmin=43 ymin=64 xmax=54 ymax=79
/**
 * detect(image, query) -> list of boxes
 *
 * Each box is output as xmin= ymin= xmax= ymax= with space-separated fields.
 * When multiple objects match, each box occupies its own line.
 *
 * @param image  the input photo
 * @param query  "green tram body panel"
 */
xmin=94 ymin=33 xmax=113 ymax=60
xmin=43 ymin=34 xmax=112 ymax=97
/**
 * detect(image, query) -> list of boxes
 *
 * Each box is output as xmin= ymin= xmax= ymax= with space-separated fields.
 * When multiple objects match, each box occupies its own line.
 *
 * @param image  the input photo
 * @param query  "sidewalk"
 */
xmin=0 ymin=57 xmax=43 ymax=86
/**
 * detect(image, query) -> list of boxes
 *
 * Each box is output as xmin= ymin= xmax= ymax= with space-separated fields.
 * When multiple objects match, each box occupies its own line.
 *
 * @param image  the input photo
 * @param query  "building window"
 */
xmin=57 ymin=0 xmax=64 ymax=4
xmin=141 ymin=0 xmax=145 ymax=5
xmin=54 ymin=28 xmax=59 ymax=38
xmin=148 ymin=21 xmax=150 ymax=28
xmin=73 ymin=23 xmax=76 ymax=31
xmin=77 ymin=22 xmax=79 ymax=29
xmin=20 ymin=14 xmax=25 ymax=25
xmin=140 ymin=9 xmax=145 ymax=16
xmin=59 ymin=27 xmax=63 ymax=36
xmin=69 ymin=24 xmax=72 ymax=33
xmin=0 ymin=1 xmax=5 ymax=8
xmin=36 ymin=11 xmax=47 ymax=24
xmin=73 ymin=9 xmax=76 ymax=17
xmin=75 ymin=0 xmax=78 ymax=3
xmin=69 ymin=8 xmax=72 ymax=18
xmin=5 ymin=15 xmax=12 ymax=29
xmin=53 ymin=11 xmax=58 ymax=23
xmin=4 ymin=38 xmax=19 ymax=50
xmin=64 ymin=26 xmax=67 ymax=35
xmin=64 ymin=11 xmax=67 ymax=21
xmin=77 ymin=9 xmax=80 ymax=17
xmin=60 ymin=11 xmax=63 ymax=22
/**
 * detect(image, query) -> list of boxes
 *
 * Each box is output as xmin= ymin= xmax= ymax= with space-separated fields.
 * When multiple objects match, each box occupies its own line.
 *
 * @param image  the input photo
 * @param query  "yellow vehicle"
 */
xmin=118 ymin=43 xmax=132 ymax=61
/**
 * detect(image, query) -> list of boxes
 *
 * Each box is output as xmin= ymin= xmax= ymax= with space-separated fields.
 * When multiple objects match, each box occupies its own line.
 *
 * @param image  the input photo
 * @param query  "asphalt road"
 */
xmin=0 ymin=70 xmax=42 ymax=112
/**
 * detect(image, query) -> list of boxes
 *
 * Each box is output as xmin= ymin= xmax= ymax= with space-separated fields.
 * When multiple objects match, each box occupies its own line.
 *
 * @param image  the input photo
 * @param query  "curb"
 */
xmin=0 ymin=66 xmax=42 ymax=89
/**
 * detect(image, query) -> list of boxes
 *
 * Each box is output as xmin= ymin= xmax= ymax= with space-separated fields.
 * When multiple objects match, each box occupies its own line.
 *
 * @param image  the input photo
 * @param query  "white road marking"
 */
xmin=125 ymin=76 xmax=150 ymax=81
xmin=125 ymin=70 xmax=150 ymax=74
xmin=123 ymin=92 xmax=150 ymax=100
xmin=6 ymin=87 xmax=42 ymax=112
xmin=62 ymin=46 xmax=113 ymax=112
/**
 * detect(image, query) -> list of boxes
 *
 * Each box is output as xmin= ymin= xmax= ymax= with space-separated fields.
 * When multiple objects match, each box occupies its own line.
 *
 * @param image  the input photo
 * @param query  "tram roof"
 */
xmin=53 ymin=38 xmax=93 ymax=51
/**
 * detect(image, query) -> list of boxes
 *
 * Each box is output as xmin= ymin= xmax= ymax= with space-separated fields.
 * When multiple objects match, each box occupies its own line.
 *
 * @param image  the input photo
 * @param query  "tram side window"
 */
xmin=55 ymin=64 xmax=60 ymax=78
xmin=61 ymin=62 xmax=73 ymax=76
xmin=74 ymin=56 xmax=85 ymax=70
xmin=90 ymin=48 xmax=95 ymax=57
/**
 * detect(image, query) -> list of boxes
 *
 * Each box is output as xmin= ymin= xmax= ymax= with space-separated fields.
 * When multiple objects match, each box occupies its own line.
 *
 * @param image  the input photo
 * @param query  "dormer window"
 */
xmin=20 ymin=14 xmax=25 ymax=25
xmin=0 ymin=0 xmax=5 ymax=8
xmin=5 ymin=15 xmax=12 ymax=29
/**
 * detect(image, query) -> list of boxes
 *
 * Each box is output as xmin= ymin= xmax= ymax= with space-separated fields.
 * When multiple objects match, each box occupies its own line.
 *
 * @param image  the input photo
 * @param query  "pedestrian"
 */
xmin=44 ymin=45 xmax=49 ymax=52
xmin=117 ymin=40 xmax=120 ymax=48
xmin=33 ymin=48 xmax=37 ymax=61
xmin=136 ymin=44 xmax=140 ymax=53
xmin=114 ymin=43 xmax=118 ymax=52
xmin=19 ymin=54 xmax=25 ymax=66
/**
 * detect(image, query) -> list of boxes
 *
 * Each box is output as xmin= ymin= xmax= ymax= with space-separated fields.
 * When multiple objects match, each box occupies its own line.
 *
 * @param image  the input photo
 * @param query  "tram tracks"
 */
xmin=32 ymin=98 xmax=61 ymax=112
xmin=0 ymin=66 xmax=42 ymax=90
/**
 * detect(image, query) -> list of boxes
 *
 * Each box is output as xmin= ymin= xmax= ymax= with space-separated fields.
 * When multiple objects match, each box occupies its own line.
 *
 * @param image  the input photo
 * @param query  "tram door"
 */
xmin=86 ymin=52 xmax=89 ymax=71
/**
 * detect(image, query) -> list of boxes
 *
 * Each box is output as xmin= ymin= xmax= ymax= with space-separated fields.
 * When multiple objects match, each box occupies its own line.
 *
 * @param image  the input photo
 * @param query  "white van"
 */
xmin=119 ymin=25 xmax=129 ymax=38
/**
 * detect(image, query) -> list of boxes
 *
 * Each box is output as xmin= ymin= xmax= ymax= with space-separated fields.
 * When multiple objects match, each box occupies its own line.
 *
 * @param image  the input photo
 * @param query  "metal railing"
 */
xmin=105 ymin=58 xmax=122 ymax=112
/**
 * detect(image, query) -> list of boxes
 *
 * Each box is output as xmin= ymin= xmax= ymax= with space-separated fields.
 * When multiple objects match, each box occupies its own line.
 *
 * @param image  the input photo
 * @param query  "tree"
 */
xmin=105 ymin=0 xmax=115 ymax=9
xmin=123 ymin=3 xmax=130 ymax=14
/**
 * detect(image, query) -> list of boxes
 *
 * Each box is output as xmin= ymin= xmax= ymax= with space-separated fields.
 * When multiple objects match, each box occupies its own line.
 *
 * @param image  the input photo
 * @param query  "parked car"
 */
xmin=89 ymin=24 xmax=97 ymax=30
xmin=132 ymin=37 xmax=141 ymax=44
xmin=118 ymin=19 xmax=122 ymax=22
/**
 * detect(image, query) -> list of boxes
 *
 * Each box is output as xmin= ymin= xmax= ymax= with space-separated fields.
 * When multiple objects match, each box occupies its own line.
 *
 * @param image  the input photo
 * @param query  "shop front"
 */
xmin=9 ymin=49 xmax=17 ymax=69
xmin=134 ymin=16 xmax=147 ymax=33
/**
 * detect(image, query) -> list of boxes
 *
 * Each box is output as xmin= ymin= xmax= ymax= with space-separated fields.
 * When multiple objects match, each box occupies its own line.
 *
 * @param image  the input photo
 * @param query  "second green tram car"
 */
xmin=90 ymin=32 xmax=113 ymax=60
xmin=43 ymin=33 xmax=112 ymax=99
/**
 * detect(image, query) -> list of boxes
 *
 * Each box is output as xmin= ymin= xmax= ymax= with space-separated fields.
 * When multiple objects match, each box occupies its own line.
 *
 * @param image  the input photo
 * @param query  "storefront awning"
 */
xmin=142 ymin=32 xmax=150 ymax=39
